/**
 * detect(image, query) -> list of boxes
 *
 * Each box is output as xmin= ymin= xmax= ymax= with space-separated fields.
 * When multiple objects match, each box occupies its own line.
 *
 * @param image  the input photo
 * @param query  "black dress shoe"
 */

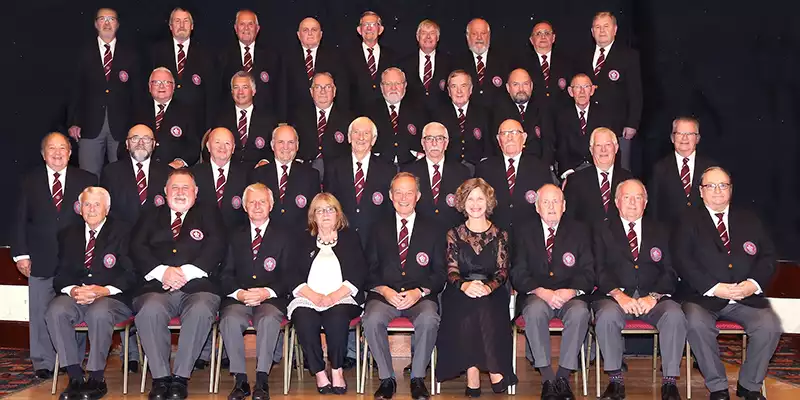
xmin=600 ymin=381 xmax=626 ymax=400
xmin=35 ymin=369 xmax=54 ymax=379
xmin=491 ymin=375 xmax=518 ymax=394
xmin=661 ymin=382 xmax=681 ymax=400
xmin=410 ymin=378 xmax=430 ymax=400
xmin=227 ymin=380 xmax=251 ymax=400
xmin=168 ymin=377 xmax=189 ymax=400
xmin=342 ymin=357 xmax=357 ymax=370
xmin=148 ymin=377 xmax=171 ymax=400
xmin=540 ymin=380 xmax=559 ymax=400
xmin=709 ymin=389 xmax=730 ymax=400
xmin=59 ymin=378 xmax=85 ymax=400
xmin=317 ymin=384 xmax=333 ymax=394
xmin=464 ymin=386 xmax=481 ymax=398
xmin=555 ymin=377 xmax=575 ymax=400
xmin=252 ymin=382 xmax=270 ymax=400
xmin=193 ymin=359 xmax=208 ymax=370
xmin=735 ymin=383 xmax=765 ymax=400
xmin=80 ymin=377 xmax=108 ymax=400
xmin=128 ymin=360 xmax=139 ymax=374
xmin=332 ymin=378 xmax=347 ymax=395
xmin=374 ymin=377 xmax=396 ymax=400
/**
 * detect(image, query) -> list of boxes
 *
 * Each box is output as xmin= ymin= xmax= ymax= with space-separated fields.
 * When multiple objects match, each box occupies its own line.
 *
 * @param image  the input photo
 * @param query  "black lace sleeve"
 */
xmin=446 ymin=228 xmax=463 ymax=286
xmin=486 ymin=228 xmax=509 ymax=291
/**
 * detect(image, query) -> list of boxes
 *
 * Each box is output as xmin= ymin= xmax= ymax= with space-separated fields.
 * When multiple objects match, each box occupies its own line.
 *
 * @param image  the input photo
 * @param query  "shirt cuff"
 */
xmin=265 ymin=288 xmax=277 ymax=298
xmin=342 ymin=280 xmax=358 ymax=297
xmin=607 ymin=288 xmax=624 ymax=296
xmin=575 ymin=289 xmax=585 ymax=296
xmin=560 ymin=169 xmax=575 ymax=180
xmin=180 ymin=264 xmax=208 ymax=281
xmin=104 ymin=286 xmax=122 ymax=295
xmin=13 ymin=255 xmax=30 ymax=263
xmin=62 ymin=285 xmax=78 ymax=296
xmin=144 ymin=265 xmax=170 ymax=282
xmin=229 ymin=289 xmax=242 ymax=300
xmin=704 ymin=283 xmax=721 ymax=297
xmin=747 ymin=279 xmax=763 ymax=295
xmin=419 ymin=288 xmax=429 ymax=297
xmin=292 ymin=283 xmax=307 ymax=297
xmin=173 ymin=158 xmax=188 ymax=168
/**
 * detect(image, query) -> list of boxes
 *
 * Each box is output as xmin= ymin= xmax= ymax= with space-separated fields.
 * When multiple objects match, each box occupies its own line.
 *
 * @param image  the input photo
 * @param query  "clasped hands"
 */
xmin=461 ymin=280 xmax=491 ymax=298
xmin=381 ymin=287 xmax=423 ymax=310
xmin=534 ymin=287 xmax=578 ymax=310
xmin=70 ymin=285 xmax=111 ymax=305
xmin=612 ymin=291 xmax=656 ymax=317
xmin=161 ymin=266 xmax=188 ymax=291
xmin=236 ymin=288 xmax=271 ymax=307
xmin=713 ymin=281 xmax=757 ymax=301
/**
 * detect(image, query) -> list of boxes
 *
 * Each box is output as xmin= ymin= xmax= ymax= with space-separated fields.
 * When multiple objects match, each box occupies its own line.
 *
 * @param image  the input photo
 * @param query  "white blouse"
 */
xmin=287 ymin=241 xmax=358 ymax=318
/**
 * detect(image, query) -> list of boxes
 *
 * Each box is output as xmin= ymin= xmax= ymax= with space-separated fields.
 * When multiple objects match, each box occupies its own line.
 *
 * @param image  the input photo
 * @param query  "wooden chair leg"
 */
xmin=686 ymin=342 xmax=691 ymax=399
xmin=208 ymin=324 xmax=216 ymax=393
xmin=360 ymin=337 xmax=369 ymax=394
xmin=355 ymin=324 xmax=362 ymax=394
xmin=580 ymin=339 xmax=587 ymax=396
xmin=214 ymin=329 xmax=223 ymax=393
xmin=51 ymin=353 xmax=60 ymax=394
xmin=140 ymin=353 xmax=148 ymax=394
xmin=510 ymin=326 xmax=517 ymax=395
xmin=652 ymin=333 xmax=659 ymax=383
xmin=742 ymin=334 xmax=747 ymax=363
xmin=123 ymin=326 xmax=130 ymax=394
xmin=430 ymin=346 xmax=436 ymax=396
xmin=596 ymin=331 xmax=601 ymax=398
xmin=285 ymin=327 xmax=295 ymax=395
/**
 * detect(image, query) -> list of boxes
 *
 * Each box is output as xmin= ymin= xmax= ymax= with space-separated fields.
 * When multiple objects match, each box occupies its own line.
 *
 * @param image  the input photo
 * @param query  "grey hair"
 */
xmin=381 ymin=67 xmax=406 ymax=83
xmin=389 ymin=171 xmax=421 ymax=193
xmin=671 ymin=116 xmax=700 ymax=135
xmin=588 ymin=127 xmax=619 ymax=147
xmin=40 ymin=132 xmax=72 ymax=153
xmin=150 ymin=66 xmax=174 ymax=82
xmin=348 ymin=116 xmax=379 ymax=141
xmin=235 ymin=10 xmax=259 ymax=25
xmin=271 ymin=124 xmax=300 ymax=143
xmin=230 ymin=70 xmax=257 ymax=91
xmin=614 ymin=178 xmax=648 ymax=201
xmin=422 ymin=122 xmax=449 ymax=139
xmin=359 ymin=11 xmax=382 ymax=26
xmin=243 ymin=183 xmax=274 ymax=207
xmin=78 ymin=186 xmax=112 ymax=209
xmin=168 ymin=7 xmax=193 ymax=25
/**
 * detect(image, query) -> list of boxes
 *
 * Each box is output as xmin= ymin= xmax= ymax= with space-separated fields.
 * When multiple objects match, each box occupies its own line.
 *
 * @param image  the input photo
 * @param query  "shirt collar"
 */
xmin=576 ymin=103 xmax=590 ymax=114
xmin=173 ymin=37 xmax=190 ymax=50
xmin=46 ymin=164 xmax=66 ymax=177
xmin=536 ymin=50 xmax=552 ymax=62
xmin=98 ymin=37 xmax=117 ymax=51
xmin=362 ymin=42 xmax=380 ymax=52
xmin=251 ymin=219 xmax=270 ymax=236
xmin=620 ymin=216 xmax=642 ymax=229
xmin=397 ymin=212 xmax=416 ymax=225
xmin=211 ymin=159 xmax=231 ymax=172
xmin=316 ymin=104 xmax=333 ymax=116
xmin=675 ymin=151 xmax=696 ymax=164
xmin=596 ymin=164 xmax=615 ymax=175
xmin=541 ymin=218 xmax=559 ymax=234
xmin=426 ymin=156 xmax=444 ymax=170
xmin=236 ymin=104 xmax=254 ymax=115
xmin=453 ymin=101 xmax=469 ymax=114
xmin=706 ymin=205 xmax=730 ymax=219
xmin=131 ymin=157 xmax=151 ymax=168
xmin=596 ymin=41 xmax=615 ymax=53
xmin=420 ymin=48 xmax=436 ymax=58
xmin=86 ymin=218 xmax=107 ymax=237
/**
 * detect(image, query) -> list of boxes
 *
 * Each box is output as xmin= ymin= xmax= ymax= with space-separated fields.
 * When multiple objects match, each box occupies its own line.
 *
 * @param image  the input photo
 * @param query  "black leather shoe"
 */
xmin=491 ymin=375 xmax=518 ymax=394
xmin=342 ymin=357 xmax=357 ymax=370
xmin=252 ymin=382 xmax=270 ymax=400
xmin=410 ymin=378 xmax=430 ymax=400
xmin=127 ymin=360 xmax=139 ymax=374
xmin=555 ymin=377 xmax=575 ymax=400
xmin=227 ymin=380 xmax=251 ymax=400
xmin=80 ymin=377 xmax=108 ymax=400
xmin=317 ymin=384 xmax=333 ymax=394
xmin=374 ymin=377 xmax=396 ymax=400
xmin=465 ymin=386 xmax=481 ymax=398
xmin=540 ymin=380 xmax=559 ymax=400
xmin=600 ymin=381 xmax=626 ymax=400
xmin=709 ymin=389 xmax=730 ymax=400
xmin=59 ymin=378 xmax=85 ymax=400
xmin=35 ymin=369 xmax=54 ymax=379
xmin=168 ymin=377 xmax=189 ymax=400
xmin=661 ymin=382 xmax=681 ymax=400
xmin=148 ymin=377 xmax=171 ymax=400
xmin=193 ymin=359 xmax=208 ymax=370
xmin=332 ymin=377 xmax=347 ymax=395
xmin=735 ymin=383 xmax=765 ymax=400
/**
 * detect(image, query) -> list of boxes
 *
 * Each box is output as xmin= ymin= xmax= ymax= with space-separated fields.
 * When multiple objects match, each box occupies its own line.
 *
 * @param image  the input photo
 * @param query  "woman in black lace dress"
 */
xmin=436 ymin=178 xmax=517 ymax=397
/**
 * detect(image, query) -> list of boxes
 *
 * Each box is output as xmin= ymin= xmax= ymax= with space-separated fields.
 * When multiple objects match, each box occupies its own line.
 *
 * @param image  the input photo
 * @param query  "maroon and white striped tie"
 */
xmin=317 ymin=110 xmax=327 ymax=159
xmin=103 ymin=44 xmax=113 ymax=81
xmin=155 ymin=104 xmax=166 ymax=132
xmin=215 ymin=168 xmax=226 ymax=208
xmin=398 ymin=219 xmax=409 ymax=268
xmin=354 ymin=162 xmax=365 ymax=204
xmin=476 ymin=55 xmax=485 ymax=86
xmin=627 ymin=222 xmax=639 ymax=261
xmin=541 ymin=54 xmax=550 ymax=87
xmin=367 ymin=48 xmax=377 ymax=79
xmin=52 ymin=172 xmax=63 ymax=211
xmin=506 ymin=158 xmax=516 ymax=195
xmin=279 ymin=165 xmax=288 ymax=203
xmin=389 ymin=105 xmax=398 ymax=134
xmin=85 ymin=230 xmax=96 ymax=269
xmin=423 ymin=55 xmax=433 ymax=90
xmin=252 ymin=227 xmax=262 ymax=261
xmin=305 ymin=49 xmax=314 ymax=80
xmin=458 ymin=108 xmax=466 ymax=134
xmin=600 ymin=172 xmax=611 ymax=213
xmin=579 ymin=110 xmax=587 ymax=136
xmin=243 ymin=46 xmax=253 ymax=73
xmin=431 ymin=164 xmax=441 ymax=204
xmin=546 ymin=227 xmax=555 ymax=263
xmin=171 ymin=212 xmax=183 ymax=240
xmin=716 ymin=213 xmax=730 ymax=254
xmin=680 ymin=158 xmax=691 ymax=197
xmin=594 ymin=47 xmax=605 ymax=76
xmin=176 ymin=43 xmax=186 ymax=79
xmin=238 ymin=109 xmax=248 ymax=145
xmin=518 ymin=104 xmax=526 ymax=123
xmin=136 ymin=162 xmax=147 ymax=205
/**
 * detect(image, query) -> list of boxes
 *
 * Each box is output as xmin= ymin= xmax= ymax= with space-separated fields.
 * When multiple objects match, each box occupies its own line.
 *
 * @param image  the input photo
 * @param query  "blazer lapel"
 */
xmin=701 ymin=210 xmax=727 ymax=253
xmin=610 ymin=218 xmax=634 ymax=262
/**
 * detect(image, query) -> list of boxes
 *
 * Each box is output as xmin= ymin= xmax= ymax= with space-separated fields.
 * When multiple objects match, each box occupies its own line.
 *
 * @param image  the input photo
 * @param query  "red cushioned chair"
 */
xmin=51 ymin=316 xmax=137 ymax=395
xmin=594 ymin=319 xmax=660 ymax=397
xmin=212 ymin=318 xmax=292 ymax=394
xmin=685 ymin=320 xmax=766 ymax=399
xmin=359 ymin=317 xmax=437 ymax=395
xmin=139 ymin=317 xmax=218 ymax=394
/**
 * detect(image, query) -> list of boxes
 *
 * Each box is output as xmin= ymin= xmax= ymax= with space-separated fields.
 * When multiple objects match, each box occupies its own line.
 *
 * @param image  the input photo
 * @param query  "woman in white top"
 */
xmin=288 ymin=193 xmax=366 ymax=395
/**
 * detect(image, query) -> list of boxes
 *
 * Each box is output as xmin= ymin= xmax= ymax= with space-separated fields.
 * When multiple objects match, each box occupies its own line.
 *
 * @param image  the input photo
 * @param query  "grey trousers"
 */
xmin=684 ymin=301 xmax=782 ymax=392
xmin=134 ymin=291 xmax=220 ymax=379
xmin=363 ymin=299 xmax=440 ymax=379
xmin=78 ymin=110 xmax=119 ymax=177
xmin=220 ymin=303 xmax=284 ymax=375
xmin=618 ymin=137 xmax=632 ymax=171
xmin=594 ymin=298 xmax=687 ymax=377
xmin=522 ymin=296 xmax=590 ymax=370
xmin=29 ymin=276 xmax=57 ymax=370
xmin=45 ymin=295 xmax=132 ymax=372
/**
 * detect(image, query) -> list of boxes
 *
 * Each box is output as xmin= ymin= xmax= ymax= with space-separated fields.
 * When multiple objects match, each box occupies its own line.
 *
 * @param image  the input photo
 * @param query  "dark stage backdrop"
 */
xmin=2 ymin=0 xmax=799 ymax=257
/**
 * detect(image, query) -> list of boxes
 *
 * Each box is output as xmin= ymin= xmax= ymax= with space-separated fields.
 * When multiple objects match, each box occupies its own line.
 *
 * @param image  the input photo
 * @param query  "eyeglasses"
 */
xmin=380 ymin=81 xmax=406 ymax=87
xmin=533 ymin=30 xmax=553 ymax=37
xmin=96 ymin=16 xmax=118 ymax=23
xmin=571 ymin=84 xmax=593 ymax=91
xmin=701 ymin=183 xmax=731 ymax=191
xmin=498 ymin=130 xmax=524 ymax=137
xmin=150 ymin=80 xmax=174 ymax=87
xmin=361 ymin=22 xmax=381 ymax=28
xmin=422 ymin=136 xmax=447 ymax=144
xmin=673 ymin=132 xmax=699 ymax=138
xmin=312 ymin=84 xmax=334 ymax=91
xmin=127 ymin=136 xmax=154 ymax=144
xmin=315 ymin=207 xmax=337 ymax=215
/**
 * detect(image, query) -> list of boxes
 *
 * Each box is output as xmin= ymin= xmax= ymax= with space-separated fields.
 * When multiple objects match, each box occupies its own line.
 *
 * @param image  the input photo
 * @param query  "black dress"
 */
xmin=436 ymin=223 xmax=517 ymax=383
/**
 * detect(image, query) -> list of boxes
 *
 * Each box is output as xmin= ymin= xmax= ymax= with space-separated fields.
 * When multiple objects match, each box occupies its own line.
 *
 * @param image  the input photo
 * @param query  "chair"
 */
xmin=594 ymin=319 xmax=659 ymax=397
xmin=52 ymin=316 xmax=137 ymax=395
xmin=358 ymin=317 xmax=437 ymax=395
xmin=686 ymin=320 xmax=767 ymax=399
xmin=511 ymin=317 xmax=588 ymax=395
xmin=139 ymin=317 xmax=218 ymax=394
xmin=212 ymin=318 xmax=292 ymax=394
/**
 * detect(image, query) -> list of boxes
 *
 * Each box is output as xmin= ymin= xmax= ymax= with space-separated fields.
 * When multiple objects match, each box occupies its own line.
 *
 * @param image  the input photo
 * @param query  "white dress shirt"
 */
xmin=702 ymin=206 xmax=763 ymax=301
xmin=228 ymin=220 xmax=278 ymax=300
xmin=131 ymin=156 xmax=151 ymax=180
xmin=60 ymin=219 xmax=123 ymax=296
xmin=173 ymin=37 xmax=190 ymax=70
xmin=352 ymin=152 xmax=371 ymax=179
xmin=211 ymin=159 xmax=230 ymax=183
xmin=396 ymin=212 xmax=417 ymax=241
xmin=316 ymin=104 xmax=333 ymax=120
xmin=426 ymin=157 xmax=444 ymax=187
xmin=144 ymin=209 xmax=209 ymax=283
xmin=97 ymin=37 xmax=117 ymax=64
xmin=362 ymin=42 xmax=381 ymax=66
xmin=235 ymin=104 xmax=254 ymax=133
xmin=239 ymin=41 xmax=256 ymax=65
xmin=613 ymin=216 xmax=643 ymax=294
xmin=472 ymin=49 xmax=489 ymax=67
xmin=275 ymin=159 xmax=292 ymax=183
xmin=302 ymin=45 xmax=318 ymax=67
xmin=675 ymin=151 xmax=696 ymax=180
xmin=539 ymin=219 xmax=584 ymax=296
xmin=386 ymin=100 xmax=401 ymax=115
xmin=503 ymin=154 xmax=520 ymax=171
xmin=576 ymin=103 xmax=590 ymax=120
xmin=596 ymin=165 xmax=615 ymax=186
xmin=593 ymin=41 xmax=615 ymax=70
xmin=418 ymin=49 xmax=436 ymax=83
xmin=536 ymin=50 xmax=552 ymax=66
xmin=453 ymin=101 xmax=470 ymax=116
xmin=517 ymin=101 xmax=530 ymax=114
xmin=154 ymin=99 xmax=171 ymax=116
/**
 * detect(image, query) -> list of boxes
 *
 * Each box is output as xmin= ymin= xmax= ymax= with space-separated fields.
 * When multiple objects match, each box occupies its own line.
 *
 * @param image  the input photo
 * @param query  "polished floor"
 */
xmin=8 ymin=355 xmax=800 ymax=400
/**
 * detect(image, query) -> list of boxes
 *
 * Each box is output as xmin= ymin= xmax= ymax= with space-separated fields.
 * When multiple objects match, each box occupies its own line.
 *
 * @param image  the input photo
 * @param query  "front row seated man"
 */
xmin=673 ymin=167 xmax=782 ymax=400
xmin=131 ymin=169 xmax=226 ymax=400
xmin=46 ymin=186 xmax=136 ymax=400
xmin=219 ymin=183 xmax=293 ymax=400
xmin=592 ymin=178 xmax=686 ymax=400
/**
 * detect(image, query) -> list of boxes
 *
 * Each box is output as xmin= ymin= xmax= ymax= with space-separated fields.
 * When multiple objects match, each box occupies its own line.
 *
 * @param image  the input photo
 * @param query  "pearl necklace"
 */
xmin=317 ymin=236 xmax=338 ymax=246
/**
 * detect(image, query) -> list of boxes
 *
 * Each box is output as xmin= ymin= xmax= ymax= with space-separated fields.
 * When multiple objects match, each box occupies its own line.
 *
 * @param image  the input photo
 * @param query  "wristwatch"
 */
xmin=648 ymin=292 xmax=663 ymax=300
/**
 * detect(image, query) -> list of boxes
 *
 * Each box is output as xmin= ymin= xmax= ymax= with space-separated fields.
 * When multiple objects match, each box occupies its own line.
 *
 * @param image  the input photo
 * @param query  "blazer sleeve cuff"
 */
xmin=747 ymin=278 xmax=763 ymax=295
xmin=144 ymin=265 xmax=170 ymax=282
xmin=228 ymin=289 xmax=243 ymax=300
xmin=104 ymin=286 xmax=122 ymax=296
xmin=180 ymin=264 xmax=209 ymax=281
xmin=703 ymin=283 xmax=721 ymax=297
xmin=62 ymin=285 xmax=78 ymax=296
xmin=12 ymin=255 xmax=30 ymax=263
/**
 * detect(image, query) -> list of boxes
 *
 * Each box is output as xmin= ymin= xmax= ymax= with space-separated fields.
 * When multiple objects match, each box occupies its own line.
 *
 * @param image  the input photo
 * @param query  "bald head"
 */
xmin=297 ymin=17 xmax=322 ymax=48
xmin=497 ymin=119 xmax=527 ymax=157
xmin=126 ymin=124 xmax=156 ymax=162
xmin=506 ymin=68 xmax=533 ymax=104
xmin=271 ymin=125 xmax=300 ymax=164
xmin=615 ymin=179 xmax=647 ymax=222
xmin=536 ymin=184 xmax=566 ymax=227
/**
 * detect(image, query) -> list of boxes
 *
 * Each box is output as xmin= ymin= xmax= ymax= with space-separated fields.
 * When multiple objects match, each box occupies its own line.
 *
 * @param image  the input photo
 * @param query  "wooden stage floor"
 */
xmin=8 ymin=356 xmax=799 ymax=399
